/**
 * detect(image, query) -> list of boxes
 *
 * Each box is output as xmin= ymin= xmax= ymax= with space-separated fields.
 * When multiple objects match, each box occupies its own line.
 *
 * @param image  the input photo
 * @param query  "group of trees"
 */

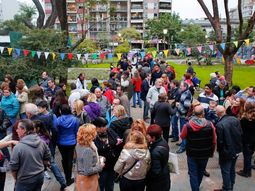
xmin=0 ymin=0 xmax=254 ymax=85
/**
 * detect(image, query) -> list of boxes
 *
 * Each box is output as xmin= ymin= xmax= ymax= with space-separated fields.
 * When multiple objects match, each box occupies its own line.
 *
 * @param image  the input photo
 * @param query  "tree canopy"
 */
xmin=118 ymin=28 xmax=141 ymax=41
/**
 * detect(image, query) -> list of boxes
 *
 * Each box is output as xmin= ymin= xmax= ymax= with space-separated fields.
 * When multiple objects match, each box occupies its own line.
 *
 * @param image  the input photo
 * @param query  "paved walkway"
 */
xmin=4 ymin=107 xmax=255 ymax=191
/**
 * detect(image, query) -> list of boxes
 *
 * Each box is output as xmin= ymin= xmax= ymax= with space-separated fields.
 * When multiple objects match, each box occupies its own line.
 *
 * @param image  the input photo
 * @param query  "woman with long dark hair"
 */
xmin=52 ymin=90 xmax=68 ymax=117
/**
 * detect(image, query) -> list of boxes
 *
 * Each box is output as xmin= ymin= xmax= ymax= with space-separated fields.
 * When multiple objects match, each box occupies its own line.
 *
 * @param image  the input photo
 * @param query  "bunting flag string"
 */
xmin=0 ymin=38 xmax=253 ymax=62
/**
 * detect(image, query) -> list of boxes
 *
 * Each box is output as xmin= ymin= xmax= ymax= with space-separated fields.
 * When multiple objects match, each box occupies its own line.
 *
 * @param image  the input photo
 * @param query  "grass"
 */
xmin=73 ymin=62 xmax=255 ymax=89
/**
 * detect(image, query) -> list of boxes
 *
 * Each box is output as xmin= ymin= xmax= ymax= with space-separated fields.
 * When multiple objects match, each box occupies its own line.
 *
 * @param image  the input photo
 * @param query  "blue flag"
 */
xmin=60 ymin=53 xmax=65 ymax=60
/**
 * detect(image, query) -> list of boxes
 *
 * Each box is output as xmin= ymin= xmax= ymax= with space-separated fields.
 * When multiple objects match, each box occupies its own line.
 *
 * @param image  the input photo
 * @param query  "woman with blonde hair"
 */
xmin=114 ymin=130 xmax=150 ymax=191
xmin=76 ymin=123 xmax=104 ymax=191
xmin=110 ymin=105 xmax=133 ymax=139
xmin=84 ymin=93 xmax=101 ymax=122
xmin=73 ymin=100 xmax=90 ymax=125
xmin=16 ymin=79 xmax=28 ymax=119
xmin=126 ymin=119 xmax=147 ymax=142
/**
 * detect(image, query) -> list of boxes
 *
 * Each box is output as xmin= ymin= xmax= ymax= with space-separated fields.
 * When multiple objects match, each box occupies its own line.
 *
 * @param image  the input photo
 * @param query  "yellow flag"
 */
xmin=245 ymin=39 xmax=250 ymax=46
xmin=7 ymin=48 xmax=12 ymax=55
xmin=163 ymin=50 xmax=169 ymax=57
xmin=233 ymin=41 xmax=238 ymax=47
xmin=222 ymin=57 xmax=225 ymax=64
xmin=152 ymin=51 xmax=157 ymax=58
xmin=117 ymin=53 xmax=122 ymax=60
xmin=52 ymin=52 xmax=56 ymax=60
xmin=236 ymin=57 xmax=241 ymax=65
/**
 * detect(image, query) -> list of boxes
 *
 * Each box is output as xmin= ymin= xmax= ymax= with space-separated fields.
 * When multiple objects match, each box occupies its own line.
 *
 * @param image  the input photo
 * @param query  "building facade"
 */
xmin=43 ymin=0 xmax=172 ymax=40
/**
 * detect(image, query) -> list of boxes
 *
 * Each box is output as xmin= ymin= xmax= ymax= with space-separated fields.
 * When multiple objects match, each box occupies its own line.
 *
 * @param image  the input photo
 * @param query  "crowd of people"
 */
xmin=0 ymin=54 xmax=254 ymax=191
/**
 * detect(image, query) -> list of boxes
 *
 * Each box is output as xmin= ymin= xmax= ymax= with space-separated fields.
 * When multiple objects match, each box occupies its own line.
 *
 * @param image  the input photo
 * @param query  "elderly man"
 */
xmin=10 ymin=119 xmax=51 ymax=191
xmin=95 ymin=87 xmax=110 ymax=118
xmin=214 ymin=106 xmax=242 ymax=191
xmin=116 ymin=86 xmax=130 ymax=116
xmin=180 ymin=105 xmax=216 ymax=191
xmin=146 ymin=78 xmax=166 ymax=110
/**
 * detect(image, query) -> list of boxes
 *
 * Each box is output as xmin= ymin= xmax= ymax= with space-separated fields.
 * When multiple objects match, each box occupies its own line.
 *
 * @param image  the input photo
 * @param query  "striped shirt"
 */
xmin=198 ymin=92 xmax=219 ymax=109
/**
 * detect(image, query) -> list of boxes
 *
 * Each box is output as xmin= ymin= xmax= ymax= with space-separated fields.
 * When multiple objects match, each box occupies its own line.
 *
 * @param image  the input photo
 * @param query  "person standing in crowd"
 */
xmin=39 ymin=71 xmax=49 ymax=91
xmin=174 ymin=82 xmax=192 ymax=154
xmin=235 ymin=86 xmax=255 ymax=104
xmin=76 ymin=73 xmax=87 ymax=90
xmin=132 ymin=70 xmax=143 ymax=108
xmin=10 ymin=119 xmax=51 ymax=191
xmin=59 ymin=83 xmax=67 ymax=97
xmin=237 ymin=102 xmax=255 ymax=178
xmin=146 ymin=124 xmax=170 ymax=191
xmin=180 ymin=105 xmax=216 ymax=191
xmin=57 ymin=104 xmax=79 ymax=186
xmin=73 ymin=100 xmax=91 ymax=125
xmin=4 ymin=74 xmax=16 ymax=94
xmin=186 ymin=62 xmax=194 ymax=75
xmin=32 ymin=87 xmax=46 ymax=105
xmin=213 ymin=81 xmax=229 ymax=105
xmin=198 ymin=84 xmax=219 ymax=109
xmin=93 ymin=117 xmax=121 ymax=191
xmin=84 ymin=93 xmax=101 ymax=122
xmin=116 ymin=86 xmax=130 ymax=116
xmin=95 ymin=87 xmax=111 ymax=118
xmin=68 ymin=83 xmax=81 ymax=111
xmin=151 ymin=64 xmax=163 ymax=85
xmin=106 ymin=98 xmax=121 ymax=127
xmin=108 ymin=72 xmax=118 ymax=91
xmin=141 ymin=73 xmax=151 ymax=120
xmin=90 ymin=78 xmax=101 ymax=93
xmin=44 ymin=78 xmax=61 ymax=108
xmin=146 ymin=78 xmax=166 ymax=110
xmin=0 ymin=87 xmax=20 ymax=132
xmin=52 ymin=90 xmax=68 ymax=117
xmin=75 ymin=123 xmax=104 ymax=191
xmin=110 ymin=105 xmax=133 ymax=140
xmin=114 ymin=130 xmax=150 ymax=191
xmin=151 ymin=93 xmax=174 ymax=143
xmin=15 ymin=79 xmax=28 ymax=119
xmin=120 ymin=71 xmax=133 ymax=100
xmin=164 ymin=65 xmax=176 ymax=82
xmin=103 ymin=81 xmax=115 ymax=104
xmin=214 ymin=106 xmax=242 ymax=191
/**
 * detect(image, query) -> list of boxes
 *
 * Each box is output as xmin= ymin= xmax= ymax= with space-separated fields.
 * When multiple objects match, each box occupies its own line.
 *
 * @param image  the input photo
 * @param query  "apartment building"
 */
xmin=43 ymin=0 xmax=172 ymax=39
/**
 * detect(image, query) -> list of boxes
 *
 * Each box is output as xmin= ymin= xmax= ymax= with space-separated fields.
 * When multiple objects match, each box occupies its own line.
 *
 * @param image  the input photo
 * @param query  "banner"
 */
xmin=23 ymin=50 xmax=29 ymax=57
xmin=163 ymin=50 xmax=169 ymax=57
xmin=76 ymin=54 xmax=81 ymax=60
xmin=245 ymin=39 xmax=250 ymax=46
xmin=44 ymin=52 xmax=49 ymax=59
xmin=52 ymin=52 xmax=56 ymax=60
xmin=117 ymin=53 xmax=122 ymax=60
xmin=7 ymin=48 xmax=12 ymax=55
xmin=151 ymin=51 xmax=157 ymax=58
xmin=175 ymin=48 xmax=180 ymax=55
xmin=197 ymin=46 xmax=202 ymax=53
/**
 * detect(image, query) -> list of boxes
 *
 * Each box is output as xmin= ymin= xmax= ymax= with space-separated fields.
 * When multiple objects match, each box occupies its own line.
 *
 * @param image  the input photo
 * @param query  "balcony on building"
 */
xmin=159 ymin=2 xmax=171 ymax=9
xmin=159 ymin=0 xmax=172 ymax=2
xmin=67 ymin=0 xmax=76 ymax=2
xmin=110 ymin=16 xmax=128 ymax=22
xmin=131 ymin=6 xmax=143 ymax=12
xmin=67 ymin=3 xmax=77 ymax=13
xmin=115 ymin=7 xmax=128 ymax=12
xmin=130 ymin=0 xmax=143 ymax=2
xmin=131 ymin=13 xmax=143 ymax=22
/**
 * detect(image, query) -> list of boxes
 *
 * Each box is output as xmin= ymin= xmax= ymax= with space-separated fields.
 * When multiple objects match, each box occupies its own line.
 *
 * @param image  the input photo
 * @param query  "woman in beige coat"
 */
xmin=114 ymin=130 xmax=151 ymax=191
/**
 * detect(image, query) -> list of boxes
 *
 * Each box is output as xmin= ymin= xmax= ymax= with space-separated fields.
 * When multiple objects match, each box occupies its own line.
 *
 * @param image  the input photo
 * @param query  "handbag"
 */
xmin=114 ymin=159 xmax=139 ymax=183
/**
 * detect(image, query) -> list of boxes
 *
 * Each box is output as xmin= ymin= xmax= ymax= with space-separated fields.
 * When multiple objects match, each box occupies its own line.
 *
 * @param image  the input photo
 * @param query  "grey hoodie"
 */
xmin=10 ymin=134 xmax=51 ymax=184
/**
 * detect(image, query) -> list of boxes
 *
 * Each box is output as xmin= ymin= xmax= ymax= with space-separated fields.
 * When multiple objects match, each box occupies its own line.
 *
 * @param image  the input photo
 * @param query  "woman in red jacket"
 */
xmin=132 ymin=70 xmax=142 ymax=108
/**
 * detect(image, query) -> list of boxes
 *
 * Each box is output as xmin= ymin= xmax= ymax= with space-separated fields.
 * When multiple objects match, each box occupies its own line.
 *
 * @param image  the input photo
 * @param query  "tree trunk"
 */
xmin=55 ymin=0 xmax=68 ymax=44
xmin=223 ymin=54 xmax=234 ymax=86
xmin=32 ymin=0 xmax=45 ymax=28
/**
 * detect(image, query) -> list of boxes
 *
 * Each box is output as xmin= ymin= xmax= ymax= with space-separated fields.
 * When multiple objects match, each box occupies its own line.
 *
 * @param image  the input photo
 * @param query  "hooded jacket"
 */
xmin=109 ymin=117 xmax=133 ymax=139
xmin=181 ymin=116 xmax=216 ymax=159
xmin=57 ymin=114 xmax=79 ymax=146
xmin=84 ymin=102 xmax=101 ymax=122
xmin=10 ymin=134 xmax=51 ymax=184
xmin=0 ymin=93 xmax=20 ymax=118
xmin=114 ymin=148 xmax=150 ymax=180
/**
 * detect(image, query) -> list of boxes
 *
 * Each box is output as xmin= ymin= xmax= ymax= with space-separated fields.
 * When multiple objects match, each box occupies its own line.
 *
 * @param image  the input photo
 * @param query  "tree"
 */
xmin=118 ymin=28 xmax=141 ymax=41
xmin=146 ymin=13 xmax=182 ymax=47
xmin=76 ymin=39 xmax=98 ymax=53
xmin=197 ymin=0 xmax=255 ymax=85
xmin=96 ymin=32 xmax=111 ymax=49
xmin=178 ymin=24 xmax=206 ymax=47
xmin=114 ymin=41 xmax=130 ymax=53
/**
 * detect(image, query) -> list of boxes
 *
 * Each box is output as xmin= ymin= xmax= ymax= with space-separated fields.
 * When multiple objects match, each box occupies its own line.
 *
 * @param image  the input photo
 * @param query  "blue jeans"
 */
xmin=243 ymin=144 xmax=254 ymax=175
xmin=220 ymin=156 xmax=238 ymax=191
xmin=133 ymin=92 xmax=142 ymax=107
xmin=50 ymin=156 xmax=66 ymax=187
xmin=187 ymin=157 xmax=209 ymax=191
xmin=173 ymin=115 xmax=187 ymax=149
xmin=99 ymin=169 xmax=115 ymax=191
xmin=143 ymin=100 xmax=150 ymax=119
xmin=7 ymin=117 xmax=17 ymax=134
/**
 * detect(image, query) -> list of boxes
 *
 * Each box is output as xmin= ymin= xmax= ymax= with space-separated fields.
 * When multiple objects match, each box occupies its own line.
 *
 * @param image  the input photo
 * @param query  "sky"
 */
xmin=19 ymin=0 xmax=239 ymax=19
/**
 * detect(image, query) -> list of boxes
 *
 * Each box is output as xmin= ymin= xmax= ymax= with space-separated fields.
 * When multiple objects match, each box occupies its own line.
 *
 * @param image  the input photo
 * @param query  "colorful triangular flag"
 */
xmin=107 ymin=53 xmax=113 ymax=59
xmin=67 ymin=53 xmax=73 ymax=60
xmin=197 ymin=46 xmax=202 ymax=53
xmin=76 ymin=54 xmax=81 ymax=60
xmin=37 ymin=51 xmax=42 ymax=58
xmin=15 ymin=48 xmax=21 ymax=56
xmin=220 ymin=43 xmax=225 ymax=50
xmin=51 ymin=53 xmax=56 ymax=60
xmin=245 ymin=39 xmax=250 ymax=46
xmin=84 ymin=53 xmax=89 ymax=60
xmin=151 ymin=51 xmax=157 ymax=58
xmin=60 ymin=53 xmax=65 ymax=60
xmin=0 ymin=47 xmax=4 ymax=54
xmin=7 ymin=48 xmax=12 ymax=55
xmin=233 ymin=41 xmax=238 ymax=47
xmin=209 ymin=45 xmax=214 ymax=51
xmin=163 ymin=50 xmax=169 ymax=57
xmin=44 ymin=52 xmax=49 ymax=59
xmin=116 ymin=53 xmax=122 ymax=60
xmin=23 ymin=49 xmax=29 ymax=57
xmin=175 ymin=48 xmax=180 ymax=55
xmin=31 ymin=51 xmax=36 ymax=57
xmin=187 ymin=48 xmax=191 ymax=55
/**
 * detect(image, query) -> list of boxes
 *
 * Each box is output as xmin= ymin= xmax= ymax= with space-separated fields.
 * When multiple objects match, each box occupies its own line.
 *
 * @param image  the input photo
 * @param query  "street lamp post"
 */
xmin=163 ymin=29 xmax=168 ymax=50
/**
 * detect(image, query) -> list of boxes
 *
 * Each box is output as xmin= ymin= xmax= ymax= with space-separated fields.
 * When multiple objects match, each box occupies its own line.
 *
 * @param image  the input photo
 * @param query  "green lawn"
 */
xmin=79 ymin=62 xmax=255 ymax=89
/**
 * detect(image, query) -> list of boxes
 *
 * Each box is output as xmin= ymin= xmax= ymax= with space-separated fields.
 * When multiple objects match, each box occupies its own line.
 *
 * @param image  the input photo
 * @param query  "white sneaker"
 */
xmin=44 ymin=171 xmax=51 ymax=179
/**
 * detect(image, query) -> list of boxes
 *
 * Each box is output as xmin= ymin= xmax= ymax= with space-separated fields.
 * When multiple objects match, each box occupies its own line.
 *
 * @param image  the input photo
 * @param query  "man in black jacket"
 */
xmin=181 ymin=105 xmax=216 ymax=191
xmin=214 ymin=106 xmax=242 ymax=191
xmin=141 ymin=73 xmax=151 ymax=120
